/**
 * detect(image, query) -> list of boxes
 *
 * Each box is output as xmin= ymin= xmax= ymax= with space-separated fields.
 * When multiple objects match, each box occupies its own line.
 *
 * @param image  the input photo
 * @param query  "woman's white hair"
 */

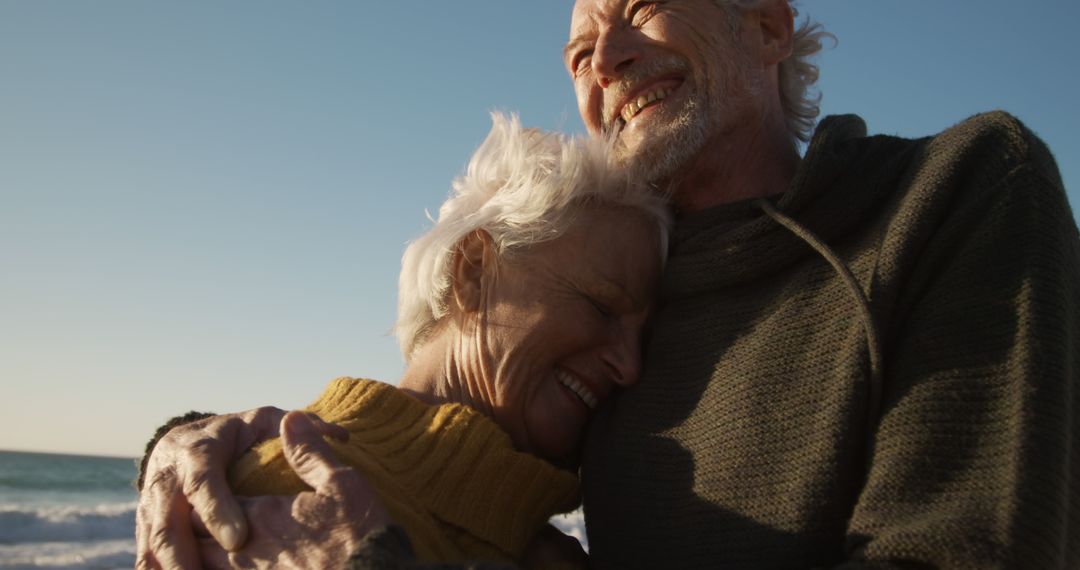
xmin=395 ymin=113 xmax=671 ymax=360
xmin=719 ymin=0 xmax=834 ymax=144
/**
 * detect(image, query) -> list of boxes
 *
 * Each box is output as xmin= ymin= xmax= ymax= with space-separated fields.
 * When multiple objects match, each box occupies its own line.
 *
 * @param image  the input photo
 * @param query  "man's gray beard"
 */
xmin=614 ymin=96 xmax=710 ymax=186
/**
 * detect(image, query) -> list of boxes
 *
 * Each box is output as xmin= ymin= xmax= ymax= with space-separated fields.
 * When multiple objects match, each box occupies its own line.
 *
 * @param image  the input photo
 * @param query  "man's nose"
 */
xmin=592 ymin=27 xmax=639 ymax=88
xmin=604 ymin=329 xmax=643 ymax=387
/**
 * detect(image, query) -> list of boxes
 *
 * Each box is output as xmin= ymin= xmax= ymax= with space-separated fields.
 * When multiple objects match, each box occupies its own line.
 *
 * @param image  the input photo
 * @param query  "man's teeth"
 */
xmin=556 ymin=369 xmax=598 ymax=409
xmin=620 ymin=87 xmax=672 ymax=124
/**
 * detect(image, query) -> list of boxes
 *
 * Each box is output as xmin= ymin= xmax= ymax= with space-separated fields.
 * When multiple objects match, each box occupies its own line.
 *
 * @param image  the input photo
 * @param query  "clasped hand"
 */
xmin=136 ymin=408 xmax=390 ymax=569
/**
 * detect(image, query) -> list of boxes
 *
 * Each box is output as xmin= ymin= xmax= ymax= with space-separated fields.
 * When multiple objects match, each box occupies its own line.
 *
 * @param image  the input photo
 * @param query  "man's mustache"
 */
xmin=601 ymin=55 xmax=690 ymax=133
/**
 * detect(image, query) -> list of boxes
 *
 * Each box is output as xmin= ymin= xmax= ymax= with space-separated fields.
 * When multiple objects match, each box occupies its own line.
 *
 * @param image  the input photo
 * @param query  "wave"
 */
xmin=0 ymin=452 xmax=137 ymax=495
xmin=0 ymin=477 xmax=133 ymax=495
xmin=0 ymin=538 xmax=135 ymax=569
xmin=0 ymin=504 xmax=134 ymax=545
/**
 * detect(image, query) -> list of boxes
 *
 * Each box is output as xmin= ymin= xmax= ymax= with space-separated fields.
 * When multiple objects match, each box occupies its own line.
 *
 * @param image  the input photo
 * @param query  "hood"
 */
xmin=661 ymin=114 xmax=919 ymax=300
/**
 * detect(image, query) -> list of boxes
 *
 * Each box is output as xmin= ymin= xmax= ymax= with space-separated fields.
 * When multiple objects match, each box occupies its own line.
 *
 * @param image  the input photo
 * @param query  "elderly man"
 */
xmin=138 ymin=0 xmax=1079 ymax=568
xmin=565 ymin=1 xmax=1078 ymax=568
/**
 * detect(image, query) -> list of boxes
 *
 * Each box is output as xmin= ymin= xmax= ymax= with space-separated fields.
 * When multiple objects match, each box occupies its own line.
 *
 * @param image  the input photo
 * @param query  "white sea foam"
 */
xmin=0 ymin=452 xmax=136 ymax=567
xmin=0 ymin=503 xmax=135 ymax=545
xmin=0 ymin=539 xmax=135 ymax=569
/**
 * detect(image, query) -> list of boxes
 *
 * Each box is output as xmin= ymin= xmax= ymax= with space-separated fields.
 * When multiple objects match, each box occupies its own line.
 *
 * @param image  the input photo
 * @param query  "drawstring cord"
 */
xmin=755 ymin=198 xmax=884 ymax=454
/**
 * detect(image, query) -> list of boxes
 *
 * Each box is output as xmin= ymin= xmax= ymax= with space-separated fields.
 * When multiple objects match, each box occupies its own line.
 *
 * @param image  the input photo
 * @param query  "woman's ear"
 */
xmin=451 ymin=230 xmax=494 ymax=314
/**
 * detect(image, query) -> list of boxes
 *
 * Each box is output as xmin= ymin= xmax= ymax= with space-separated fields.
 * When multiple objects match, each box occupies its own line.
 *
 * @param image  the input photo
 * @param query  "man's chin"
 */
xmin=615 ymin=114 xmax=706 ymax=184
xmin=617 ymin=138 xmax=694 ymax=186
xmin=614 ymin=126 xmax=662 ymax=170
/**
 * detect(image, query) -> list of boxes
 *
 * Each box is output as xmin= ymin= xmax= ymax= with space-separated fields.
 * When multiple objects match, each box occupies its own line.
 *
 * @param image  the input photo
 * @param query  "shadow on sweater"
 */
xmin=582 ymin=426 xmax=849 ymax=569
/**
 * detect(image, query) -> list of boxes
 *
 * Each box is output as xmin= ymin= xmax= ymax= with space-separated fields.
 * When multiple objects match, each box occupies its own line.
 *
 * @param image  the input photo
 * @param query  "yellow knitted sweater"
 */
xmin=228 ymin=378 xmax=581 ymax=564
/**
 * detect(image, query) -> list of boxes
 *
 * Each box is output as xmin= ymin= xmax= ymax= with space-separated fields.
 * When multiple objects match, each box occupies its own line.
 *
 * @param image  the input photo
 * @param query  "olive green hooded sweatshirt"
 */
xmin=582 ymin=112 xmax=1080 ymax=569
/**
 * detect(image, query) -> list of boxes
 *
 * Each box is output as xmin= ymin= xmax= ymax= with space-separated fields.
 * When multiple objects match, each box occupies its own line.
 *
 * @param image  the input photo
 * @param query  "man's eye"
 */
xmin=572 ymin=51 xmax=593 ymax=75
xmin=629 ymin=1 xmax=657 ymax=27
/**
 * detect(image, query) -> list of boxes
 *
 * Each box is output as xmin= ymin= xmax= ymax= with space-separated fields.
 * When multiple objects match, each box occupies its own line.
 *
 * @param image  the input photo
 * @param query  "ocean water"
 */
xmin=549 ymin=509 xmax=588 ymax=552
xmin=0 ymin=449 xmax=588 ymax=568
xmin=0 ymin=450 xmax=137 ymax=569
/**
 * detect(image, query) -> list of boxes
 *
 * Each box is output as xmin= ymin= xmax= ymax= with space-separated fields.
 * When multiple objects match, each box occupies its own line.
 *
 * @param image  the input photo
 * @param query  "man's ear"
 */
xmin=450 ymin=230 xmax=494 ymax=314
xmin=753 ymin=0 xmax=794 ymax=66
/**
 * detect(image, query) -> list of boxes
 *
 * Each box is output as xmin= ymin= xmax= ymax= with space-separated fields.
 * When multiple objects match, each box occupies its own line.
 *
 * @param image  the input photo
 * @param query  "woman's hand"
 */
xmin=136 ymin=407 xmax=348 ymax=569
xmin=197 ymin=412 xmax=391 ymax=569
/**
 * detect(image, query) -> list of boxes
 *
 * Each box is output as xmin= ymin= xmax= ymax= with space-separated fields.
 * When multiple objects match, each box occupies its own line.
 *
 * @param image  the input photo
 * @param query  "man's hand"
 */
xmin=197 ymin=411 xmax=392 ymax=569
xmin=136 ymin=407 xmax=348 ymax=569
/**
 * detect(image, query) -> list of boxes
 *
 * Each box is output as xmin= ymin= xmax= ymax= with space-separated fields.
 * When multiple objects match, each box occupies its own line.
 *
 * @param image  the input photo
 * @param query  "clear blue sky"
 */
xmin=2 ymin=1 xmax=1077 ymax=458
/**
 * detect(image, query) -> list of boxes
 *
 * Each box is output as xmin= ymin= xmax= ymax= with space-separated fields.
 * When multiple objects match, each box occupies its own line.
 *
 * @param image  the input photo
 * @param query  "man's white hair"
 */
xmin=395 ymin=113 xmax=671 ymax=360
xmin=719 ymin=0 xmax=834 ymax=144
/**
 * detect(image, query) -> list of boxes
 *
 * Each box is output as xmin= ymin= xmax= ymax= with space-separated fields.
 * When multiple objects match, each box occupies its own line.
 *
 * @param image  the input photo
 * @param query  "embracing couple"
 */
xmin=137 ymin=1 xmax=1080 ymax=569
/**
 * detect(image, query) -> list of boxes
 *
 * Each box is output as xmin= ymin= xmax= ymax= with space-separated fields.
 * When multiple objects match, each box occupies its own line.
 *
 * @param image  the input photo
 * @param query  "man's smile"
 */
xmin=620 ymin=85 xmax=674 ymax=125
xmin=605 ymin=72 xmax=687 ymax=132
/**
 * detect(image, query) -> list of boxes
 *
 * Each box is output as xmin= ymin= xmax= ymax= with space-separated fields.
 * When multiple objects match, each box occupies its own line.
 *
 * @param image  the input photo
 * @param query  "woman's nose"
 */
xmin=603 ymin=329 xmax=643 ymax=387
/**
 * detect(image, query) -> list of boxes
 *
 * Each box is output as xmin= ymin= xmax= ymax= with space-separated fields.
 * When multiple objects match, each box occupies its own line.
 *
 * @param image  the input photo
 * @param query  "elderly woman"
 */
xmin=136 ymin=114 xmax=669 ymax=568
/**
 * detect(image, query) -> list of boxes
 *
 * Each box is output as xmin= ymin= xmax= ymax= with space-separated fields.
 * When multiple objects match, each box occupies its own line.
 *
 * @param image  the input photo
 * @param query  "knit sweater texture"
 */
xmin=229 ymin=378 xmax=580 ymax=564
xmin=581 ymin=112 xmax=1080 ymax=569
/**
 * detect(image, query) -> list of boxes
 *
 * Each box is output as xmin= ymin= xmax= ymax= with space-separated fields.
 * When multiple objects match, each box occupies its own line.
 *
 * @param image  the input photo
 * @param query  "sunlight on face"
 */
xmin=476 ymin=206 xmax=662 ymax=463
xmin=567 ymin=0 xmax=761 ymax=181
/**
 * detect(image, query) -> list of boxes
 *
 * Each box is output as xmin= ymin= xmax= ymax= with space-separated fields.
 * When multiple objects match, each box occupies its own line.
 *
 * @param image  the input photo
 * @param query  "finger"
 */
xmin=135 ymin=549 xmax=160 ymax=570
xmin=137 ymin=494 xmax=168 ymax=570
xmin=215 ymin=407 xmax=346 ymax=456
xmin=197 ymin=537 xmax=231 ymax=570
xmin=179 ymin=438 xmax=247 ymax=551
xmin=191 ymin=496 xmax=290 ymax=538
xmin=305 ymin=412 xmax=350 ymax=442
xmin=280 ymin=411 xmax=350 ymax=495
xmin=198 ymin=538 xmax=261 ymax=570
xmin=280 ymin=411 xmax=391 ymax=532
xmin=146 ymin=468 xmax=202 ymax=570
xmin=190 ymin=506 xmax=211 ymax=538
xmin=136 ymin=491 xmax=156 ymax=568
xmin=181 ymin=406 xmax=293 ymax=551
xmin=228 ymin=406 xmax=290 ymax=455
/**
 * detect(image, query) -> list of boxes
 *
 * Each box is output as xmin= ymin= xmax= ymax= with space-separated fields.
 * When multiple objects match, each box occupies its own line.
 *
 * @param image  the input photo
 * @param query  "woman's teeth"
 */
xmin=620 ymin=87 xmax=672 ymax=124
xmin=556 ymin=369 xmax=598 ymax=409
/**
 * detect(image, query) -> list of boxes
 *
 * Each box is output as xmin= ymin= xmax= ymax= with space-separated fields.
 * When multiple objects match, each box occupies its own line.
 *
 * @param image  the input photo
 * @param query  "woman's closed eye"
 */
xmin=588 ymin=296 xmax=614 ymax=319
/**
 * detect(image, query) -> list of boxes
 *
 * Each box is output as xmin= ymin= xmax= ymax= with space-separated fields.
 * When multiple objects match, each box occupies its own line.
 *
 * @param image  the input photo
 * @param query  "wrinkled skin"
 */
xmin=137 ymin=411 xmax=579 ymax=569
xmin=135 ymin=407 xmax=385 ymax=569
xmin=195 ymin=412 xmax=390 ymax=569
